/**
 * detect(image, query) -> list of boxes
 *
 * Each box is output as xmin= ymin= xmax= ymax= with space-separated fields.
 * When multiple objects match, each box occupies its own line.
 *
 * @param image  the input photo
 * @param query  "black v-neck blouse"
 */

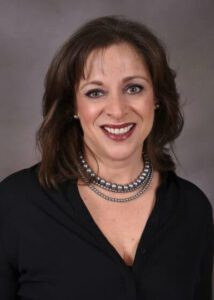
xmin=0 ymin=164 xmax=213 ymax=299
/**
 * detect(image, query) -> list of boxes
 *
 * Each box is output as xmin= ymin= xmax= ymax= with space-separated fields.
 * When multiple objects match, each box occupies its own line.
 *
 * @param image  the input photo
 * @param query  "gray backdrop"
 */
xmin=1 ymin=0 xmax=214 ymax=208
xmin=0 ymin=0 xmax=214 ymax=294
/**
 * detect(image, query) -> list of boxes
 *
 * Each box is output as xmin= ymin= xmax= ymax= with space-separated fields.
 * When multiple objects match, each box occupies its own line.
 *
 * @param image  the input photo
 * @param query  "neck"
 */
xmin=83 ymin=150 xmax=144 ymax=185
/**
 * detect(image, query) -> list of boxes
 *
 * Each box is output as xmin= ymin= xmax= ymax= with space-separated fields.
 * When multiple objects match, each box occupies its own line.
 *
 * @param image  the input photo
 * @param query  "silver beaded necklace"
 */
xmin=79 ymin=153 xmax=151 ymax=192
xmin=78 ymin=153 xmax=153 ymax=203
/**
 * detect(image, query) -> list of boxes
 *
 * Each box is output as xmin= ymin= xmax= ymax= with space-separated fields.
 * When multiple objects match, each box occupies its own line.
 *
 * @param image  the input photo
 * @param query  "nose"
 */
xmin=105 ymin=93 xmax=128 ymax=119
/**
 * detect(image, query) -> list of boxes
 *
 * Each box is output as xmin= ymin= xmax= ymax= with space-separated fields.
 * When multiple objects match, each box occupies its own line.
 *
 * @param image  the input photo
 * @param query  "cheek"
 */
xmin=144 ymin=109 xmax=155 ymax=128
xmin=133 ymin=102 xmax=155 ymax=122
xmin=146 ymin=106 xmax=155 ymax=119
xmin=78 ymin=102 xmax=100 ymax=128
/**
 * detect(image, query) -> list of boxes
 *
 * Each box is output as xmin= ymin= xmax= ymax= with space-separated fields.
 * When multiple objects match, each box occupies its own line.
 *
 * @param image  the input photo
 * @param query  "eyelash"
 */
xmin=125 ymin=84 xmax=144 ymax=94
xmin=85 ymin=84 xmax=144 ymax=99
xmin=85 ymin=89 xmax=105 ymax=98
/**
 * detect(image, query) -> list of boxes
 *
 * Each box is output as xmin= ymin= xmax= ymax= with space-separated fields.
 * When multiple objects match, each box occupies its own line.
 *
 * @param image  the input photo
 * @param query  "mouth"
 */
xmin=100 ymin=123 xmax=136 ymax=141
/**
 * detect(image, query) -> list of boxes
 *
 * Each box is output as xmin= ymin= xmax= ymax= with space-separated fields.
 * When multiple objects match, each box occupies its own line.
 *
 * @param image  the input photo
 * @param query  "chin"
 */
xmin=103 ymin=147 xmax=141 ymax=162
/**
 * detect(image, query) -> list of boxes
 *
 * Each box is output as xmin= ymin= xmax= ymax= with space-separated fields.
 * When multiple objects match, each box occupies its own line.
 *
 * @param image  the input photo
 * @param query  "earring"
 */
xmin=73 ymin=114 xmax=79 ymax=119
xmin=155 ymin=103 xmax=160 ymax=110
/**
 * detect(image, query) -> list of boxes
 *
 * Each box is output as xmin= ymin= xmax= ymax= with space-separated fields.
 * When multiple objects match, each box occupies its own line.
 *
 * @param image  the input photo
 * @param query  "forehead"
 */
xmin=81 ymin=42 xmax=149 ymax=80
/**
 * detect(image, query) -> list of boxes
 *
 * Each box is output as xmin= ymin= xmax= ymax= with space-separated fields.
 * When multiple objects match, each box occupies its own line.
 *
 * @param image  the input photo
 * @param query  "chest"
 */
xmin=79 ymin=188 xmax=156 ymax=266
xmin=15 ymin=180 xmax=202 ymax=299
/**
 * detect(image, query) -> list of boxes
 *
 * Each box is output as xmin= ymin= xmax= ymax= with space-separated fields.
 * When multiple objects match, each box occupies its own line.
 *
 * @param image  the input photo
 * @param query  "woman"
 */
xmin=0 ymin=16 xmax=213 ymax=300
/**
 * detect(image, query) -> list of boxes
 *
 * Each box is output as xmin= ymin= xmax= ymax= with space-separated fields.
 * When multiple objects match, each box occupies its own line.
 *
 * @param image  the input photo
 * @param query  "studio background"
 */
xmin=0 ymin=0 xmax=214 ymax=295
xmin=1 ymin=0 xmax=214 ymax=208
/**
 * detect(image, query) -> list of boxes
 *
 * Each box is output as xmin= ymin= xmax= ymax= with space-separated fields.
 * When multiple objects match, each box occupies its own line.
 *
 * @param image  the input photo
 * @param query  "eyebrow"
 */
xmin=79 ymin=75 xmax=150 ymax=90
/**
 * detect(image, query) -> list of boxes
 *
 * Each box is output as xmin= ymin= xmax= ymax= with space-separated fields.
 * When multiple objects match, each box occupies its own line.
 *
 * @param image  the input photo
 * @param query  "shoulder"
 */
xmin=0 ymin=164 xmax=40 ymax=215
xmin=170 ymin=171 xmax=213 ymax=220
xmin=0 ymin=163 xmax=39 ymax=192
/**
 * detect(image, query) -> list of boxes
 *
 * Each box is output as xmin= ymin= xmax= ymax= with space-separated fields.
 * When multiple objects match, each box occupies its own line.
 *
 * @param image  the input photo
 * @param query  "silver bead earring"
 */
xmin=73 ymin=114 xmax=79 ymax=119
xmin=155 ymin=103 xmax=160 ymax=110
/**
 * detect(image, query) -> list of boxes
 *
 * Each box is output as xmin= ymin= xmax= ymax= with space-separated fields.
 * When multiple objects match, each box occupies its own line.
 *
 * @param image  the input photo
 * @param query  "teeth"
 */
xmin=103 ymin=124 xmax=134 ymax=135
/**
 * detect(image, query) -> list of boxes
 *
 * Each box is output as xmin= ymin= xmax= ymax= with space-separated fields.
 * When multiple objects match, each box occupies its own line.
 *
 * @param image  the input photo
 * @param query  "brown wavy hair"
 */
xmin=36 ymin=15 xmax=184 ymax=189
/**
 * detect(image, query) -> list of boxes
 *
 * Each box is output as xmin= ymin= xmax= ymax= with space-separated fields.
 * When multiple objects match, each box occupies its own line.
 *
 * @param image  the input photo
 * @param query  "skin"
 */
xmin=75 ymin=42 xmax=157 ymax=185
xmin=75 ymin=43 xmax=160 ymax=265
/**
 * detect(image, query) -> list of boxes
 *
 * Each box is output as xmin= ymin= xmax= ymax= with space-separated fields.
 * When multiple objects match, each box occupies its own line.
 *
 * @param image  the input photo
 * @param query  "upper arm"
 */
xmin=194 ymin=205 xmax=214 ymax=300
xmin=0 ymin=176 xmax=21 ymax=299
xmin=0 ymin=238 xmax=18 ymax=299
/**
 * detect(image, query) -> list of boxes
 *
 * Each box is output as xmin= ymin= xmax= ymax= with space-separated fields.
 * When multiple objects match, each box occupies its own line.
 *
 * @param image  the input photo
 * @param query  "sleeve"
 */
xmin=0 ymin=178 xmax=20 ymax=299
xmin=0 ymin=238 xmax=18 ymax=299
xmin=194 ymin=205 xmax=214 ymax=300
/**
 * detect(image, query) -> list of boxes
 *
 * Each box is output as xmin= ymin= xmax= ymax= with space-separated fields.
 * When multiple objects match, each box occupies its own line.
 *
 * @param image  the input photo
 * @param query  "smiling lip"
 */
xmin=100 ymin=123 xmax=136 ymax=141
xmin=101 ymin=122 xmax=135 ymax=129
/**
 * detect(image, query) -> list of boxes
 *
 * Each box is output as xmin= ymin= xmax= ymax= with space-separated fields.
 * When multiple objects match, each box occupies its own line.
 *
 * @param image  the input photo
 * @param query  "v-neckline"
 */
xmin=71 ymin=171 xmax=170 ymax=269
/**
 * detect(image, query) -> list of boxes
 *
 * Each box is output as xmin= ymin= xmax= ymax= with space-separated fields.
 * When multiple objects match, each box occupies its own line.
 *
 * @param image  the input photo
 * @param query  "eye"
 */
xmin=85 ymin=89 xmax=105 ymax=98
xmin=125 ymin=84 xmax=144 ymax=95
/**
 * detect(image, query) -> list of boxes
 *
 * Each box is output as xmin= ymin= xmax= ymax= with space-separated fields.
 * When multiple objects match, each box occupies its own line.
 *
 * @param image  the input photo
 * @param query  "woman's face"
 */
xmin=75 ymin=42 xmax=156 ymax=162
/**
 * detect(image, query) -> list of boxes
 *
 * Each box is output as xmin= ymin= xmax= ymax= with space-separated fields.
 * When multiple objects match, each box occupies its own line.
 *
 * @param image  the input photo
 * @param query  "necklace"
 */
xmin=78 ymin=153 xmax=153 ymax=203
xmin=79 ymin=166 xmax=153 ymax=202
xmin=79 ymin=153 xmax=152 ymax=193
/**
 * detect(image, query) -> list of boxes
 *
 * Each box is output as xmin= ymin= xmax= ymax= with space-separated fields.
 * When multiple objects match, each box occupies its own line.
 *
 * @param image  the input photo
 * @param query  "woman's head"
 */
xmin=36 ymin=15 xmax=184 ymax=188
xmin=75 ymin=42 xmax=156 ymax=165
